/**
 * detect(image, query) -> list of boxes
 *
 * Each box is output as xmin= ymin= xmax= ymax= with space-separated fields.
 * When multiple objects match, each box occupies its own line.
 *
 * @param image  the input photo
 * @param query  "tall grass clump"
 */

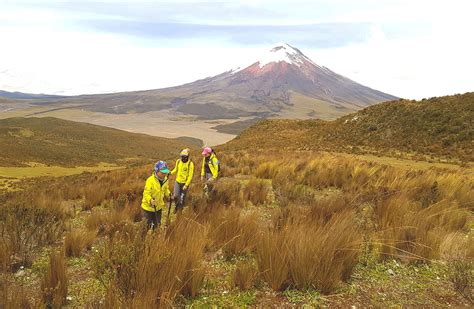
xmin=0 ymin=195 xmax=66 ymax=267
xmin=82 ymin=184 xmax=108 ymax=210
xmin=286 ymin=211 xmax=361 ymax=293
xmin=0 ymin=240 xmax=12 ymax=272
xmin=41 ymin=250 xmax=68 ymax=307
xmin=85 ymin=208 xmax=129 ymax=237
xmin=256 ymin=229 xmax=290 ymax=291
xmin=0 ymin=282 xmax=32 ymax=309
xmin=243 ymin=178 xmax=271 ymax=205
xmin=232 ymin=260 xmax=258 ymax=291
xmin=96 ymin=214 xmax=208 ymax=307
xmin=209 ymin=178 xmax=243 ymax=207
xmin=208 ymin=207 xmax=260 ymax=258
xmin=64 ymin=229 xmax=96 ymax=257
xmin=374 ymin=194 xmax=471 ymax=262
xmin=440 ymin=233 xmax=474 ymax=302
xmin=257 ymin=207 xmax=362 ymax=294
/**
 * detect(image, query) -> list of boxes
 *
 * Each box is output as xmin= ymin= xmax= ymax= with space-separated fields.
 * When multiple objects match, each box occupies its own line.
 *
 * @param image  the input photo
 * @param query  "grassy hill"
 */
xmin=0 ymin=93 xmax=473 ymax=307
xmin=225 ymin=92 xmax=474 ymax=162
xmin=0 ymin=117 xmax=196 ymax=167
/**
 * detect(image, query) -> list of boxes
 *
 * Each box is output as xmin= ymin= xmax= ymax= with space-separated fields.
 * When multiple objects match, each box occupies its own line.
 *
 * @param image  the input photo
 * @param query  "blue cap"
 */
xmin=154 ymin=160 xmax=170 ymax=174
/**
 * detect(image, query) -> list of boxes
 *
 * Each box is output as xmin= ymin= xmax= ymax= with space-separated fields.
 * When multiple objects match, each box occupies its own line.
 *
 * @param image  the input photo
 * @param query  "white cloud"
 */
xmin=307 ymin=15 xmax=474 ymax=99
xmin=0 ymin=25 xmax=260 ymax=95
xmin=0 ymin=0 xmax=473 ymax=98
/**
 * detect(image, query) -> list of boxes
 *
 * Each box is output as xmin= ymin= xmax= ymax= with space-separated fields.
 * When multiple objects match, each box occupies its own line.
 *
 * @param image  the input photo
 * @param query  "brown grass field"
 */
xmin=1 ymin=149 xmax=472 ymax=307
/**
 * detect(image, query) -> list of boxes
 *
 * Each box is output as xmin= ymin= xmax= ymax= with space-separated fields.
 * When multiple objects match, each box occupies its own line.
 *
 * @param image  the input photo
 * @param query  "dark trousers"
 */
xmin=174 ymin=182 xmax=188 ymax=211
xmin=143 ymin=209 xmax=162 ymax=230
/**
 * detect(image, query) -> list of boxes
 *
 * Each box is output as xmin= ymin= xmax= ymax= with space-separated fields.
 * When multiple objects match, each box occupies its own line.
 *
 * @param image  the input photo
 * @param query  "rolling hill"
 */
xmin=224 ymin=93 xmax=474 ymax=162
xmin=0 ymin=117 xmax=199 ymax=167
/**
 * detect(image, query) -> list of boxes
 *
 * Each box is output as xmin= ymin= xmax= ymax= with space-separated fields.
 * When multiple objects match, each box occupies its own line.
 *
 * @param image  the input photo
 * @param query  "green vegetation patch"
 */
xmin=283 ymin=288 xmax=321 ymax=306
xmin=187 ymin=290 xmax=257 ymax=308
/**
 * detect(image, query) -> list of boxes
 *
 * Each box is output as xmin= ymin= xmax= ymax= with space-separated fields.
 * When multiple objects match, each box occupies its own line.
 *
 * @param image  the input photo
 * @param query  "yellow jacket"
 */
xmin=170 ymin=159 xmax=194 ymax=186
xmin=141 ymin=174 xmax=170 ymax=212
xmin=201 ymin=153 xmax=219 ymax=179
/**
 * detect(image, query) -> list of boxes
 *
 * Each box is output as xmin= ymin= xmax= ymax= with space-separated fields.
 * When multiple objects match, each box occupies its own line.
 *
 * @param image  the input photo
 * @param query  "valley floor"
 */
xmin=0 ymin=106 xmax=238 ymax=146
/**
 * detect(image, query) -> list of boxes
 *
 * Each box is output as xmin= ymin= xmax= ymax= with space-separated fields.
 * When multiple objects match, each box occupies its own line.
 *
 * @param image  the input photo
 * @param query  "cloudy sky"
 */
xmin=0 ymin=0 xmax=473 ymax=99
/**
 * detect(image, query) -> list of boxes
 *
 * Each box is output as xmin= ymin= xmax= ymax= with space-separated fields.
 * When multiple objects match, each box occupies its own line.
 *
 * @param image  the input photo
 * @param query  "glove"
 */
xmin=150 ymin=198 xmax=156 ymax=207
xmin=183 ymin=185 xmax=188 ymax=191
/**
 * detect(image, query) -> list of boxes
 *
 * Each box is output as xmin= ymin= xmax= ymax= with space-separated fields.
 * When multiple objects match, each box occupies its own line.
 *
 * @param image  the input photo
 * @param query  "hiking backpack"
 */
xmin=211 ymin=148 xmax=221 ymax=173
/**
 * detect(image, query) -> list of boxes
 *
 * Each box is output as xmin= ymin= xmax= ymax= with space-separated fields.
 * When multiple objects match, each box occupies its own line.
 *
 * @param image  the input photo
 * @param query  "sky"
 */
xmin=0 ymin=0 xmax=473 ymax=99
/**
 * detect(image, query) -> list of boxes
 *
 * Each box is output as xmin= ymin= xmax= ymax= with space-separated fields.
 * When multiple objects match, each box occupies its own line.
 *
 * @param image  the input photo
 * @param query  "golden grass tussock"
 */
xmin=0 ymin=283 xmax=32 ymax=309
xmin=257 ymin=209 xmax=362 ymax=293
xmin=208 ymin=207 xmax=260 ymax=258
xmin=232 ymin=260 xmax=258 ymax=291
xmin=64 ymin=229 xmax=96 ymax=257
xmin=207 ymin=178 xmax=244 ymax=207
xmin=288 ymin=211 xmax=362 ymax=293
xmin=243 ymin=178 xmax=271 ymax=205
xmin=96 ymin=213 xmax=208 ymax=306
xmin=308 ymin=194 xmax=354 ymax=224
xmin=122 ymin=200 xmax=144 ymax=222
xmin=82 ymin=184 xmax=109 ymax=211
xmin=374 ymin=194 xmax=471 ymax=262
xmin=256 ymin=228 xmax=290 ymax=291
xmin=0 ymin=194 xmax=67 ymax=267
xmin=85 ymin=208 xmax=130 ymax=238
xmin=41 ymin=250 xmax=68 ymax=307
xmin=440 ymin=232 xmax=474 ymax=302
xmin=0 ymin=240 xmax=12 ymax=272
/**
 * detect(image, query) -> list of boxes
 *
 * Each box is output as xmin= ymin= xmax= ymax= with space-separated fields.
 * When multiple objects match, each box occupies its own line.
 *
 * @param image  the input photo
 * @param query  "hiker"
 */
xmin=201 ymin=147 xmax=220 ymax=196
xmin=141 ymin=160 xmax=172 ymax=229
xmin=170 ymin=148 xmax=194 ymax=213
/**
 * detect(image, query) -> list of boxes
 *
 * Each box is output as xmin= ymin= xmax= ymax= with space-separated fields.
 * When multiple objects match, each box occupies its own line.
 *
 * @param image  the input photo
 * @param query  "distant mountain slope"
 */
xmin=7 ymin=43 xmax=397 ymax=120
xmin=0 ymin=90 xmax=66 ymax=100
xmin=0 ymin=117 xmax=196 ymax=167
xmin=224 ymin=93 xmax=473 ymax=161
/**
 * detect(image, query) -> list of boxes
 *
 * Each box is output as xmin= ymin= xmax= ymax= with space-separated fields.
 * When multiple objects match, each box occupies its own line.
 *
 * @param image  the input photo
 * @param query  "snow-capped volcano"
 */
xmin=9 ymin=43 xmax=397 ymax=120
xmin=222 ymin=43 xmax=397 ymax=113
xmin=255 ymin=43 xmax=319 ymax=68
xmin=234 ymin=43 xmax=321 ymax=72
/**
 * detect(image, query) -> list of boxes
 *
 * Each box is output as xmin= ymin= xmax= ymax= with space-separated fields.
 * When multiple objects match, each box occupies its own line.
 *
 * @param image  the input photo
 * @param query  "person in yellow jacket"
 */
xmin=201 ymin=147 xmax=220 ymax=196
xmin=170 ymin=148 xmax=194 ymax=213
xmin=141 ymin=160 xmax=171 ymax=229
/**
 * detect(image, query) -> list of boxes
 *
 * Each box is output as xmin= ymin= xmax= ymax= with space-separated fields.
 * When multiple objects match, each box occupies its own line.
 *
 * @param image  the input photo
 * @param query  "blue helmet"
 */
xmin=154 ymin=160 xmax=170 ymax=174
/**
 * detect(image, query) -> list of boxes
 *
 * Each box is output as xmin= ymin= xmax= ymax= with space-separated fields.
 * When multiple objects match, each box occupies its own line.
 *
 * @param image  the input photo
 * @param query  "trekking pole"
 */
xmin=166 ymin=196 xmax=172 ymax=227
xmin=151 ymin=197 xmax=158 ymax=230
